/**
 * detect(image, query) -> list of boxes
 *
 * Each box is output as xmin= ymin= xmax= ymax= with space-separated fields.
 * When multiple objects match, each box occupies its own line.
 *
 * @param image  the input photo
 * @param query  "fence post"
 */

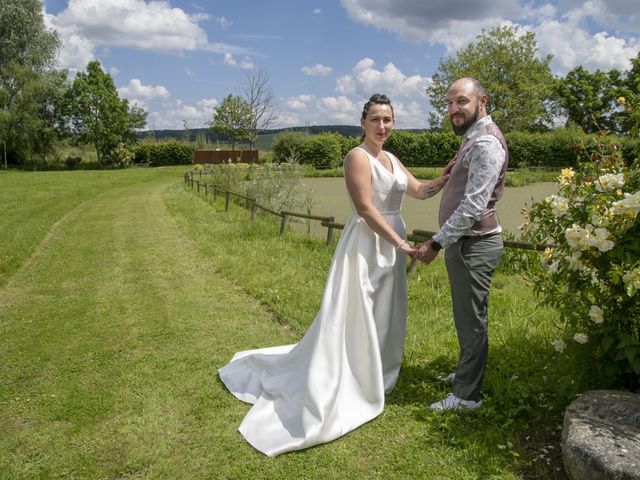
xmin=251 ymin=202 xmax=257 ymax=220
xmin=213 ymin=187 xmax=217 ymax=201
xmin=279 ymin=213 xmax=288 ymax=236
xmin=225 ymin=191 xmax=230 ymax=211
xmin=204 ymin=183 xmax=208 ymax=196
xmin=326 ymin=216 xmax=335 ymax=246
xmin=196 ymin=180 xmax=200 ymax=193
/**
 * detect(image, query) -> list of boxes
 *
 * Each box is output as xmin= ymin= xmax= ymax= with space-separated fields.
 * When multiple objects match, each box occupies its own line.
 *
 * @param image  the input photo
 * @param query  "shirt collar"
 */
xmin=463 ymin=115 xmax=493 ymax=141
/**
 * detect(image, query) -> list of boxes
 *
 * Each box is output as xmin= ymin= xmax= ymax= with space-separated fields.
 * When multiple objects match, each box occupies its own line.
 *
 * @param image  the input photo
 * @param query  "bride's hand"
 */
xmin=398 ymin=243 xmax=416 ymax=257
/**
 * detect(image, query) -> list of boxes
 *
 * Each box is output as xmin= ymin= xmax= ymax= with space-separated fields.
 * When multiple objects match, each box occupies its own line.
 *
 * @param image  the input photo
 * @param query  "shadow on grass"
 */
xmin=386 ymin=332 xmax=580 ymax=479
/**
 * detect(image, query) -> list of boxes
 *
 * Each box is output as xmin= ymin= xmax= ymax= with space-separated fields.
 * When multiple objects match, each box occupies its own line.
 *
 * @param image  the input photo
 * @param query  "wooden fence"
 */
xmin=184 ymin=171 xmax=548 ymax=251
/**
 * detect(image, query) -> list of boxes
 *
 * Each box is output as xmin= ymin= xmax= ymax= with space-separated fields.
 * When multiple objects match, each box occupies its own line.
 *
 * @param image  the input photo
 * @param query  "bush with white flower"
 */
xmin=522 ymin=111 xmax=640 ymax=380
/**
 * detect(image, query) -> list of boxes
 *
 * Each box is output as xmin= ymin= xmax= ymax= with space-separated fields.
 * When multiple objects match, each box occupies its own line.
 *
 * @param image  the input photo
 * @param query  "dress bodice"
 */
xmin=352 ymin=147 xmax=408 ymax=216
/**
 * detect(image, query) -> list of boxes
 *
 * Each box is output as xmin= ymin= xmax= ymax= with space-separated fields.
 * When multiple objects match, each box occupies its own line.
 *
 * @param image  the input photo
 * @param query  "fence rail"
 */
xmin=184 ymin=171 xmax=549 ymax=251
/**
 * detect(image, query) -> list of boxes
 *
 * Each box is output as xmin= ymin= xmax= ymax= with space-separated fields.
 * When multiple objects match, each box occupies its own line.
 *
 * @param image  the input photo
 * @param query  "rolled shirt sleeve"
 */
xmin=433 ymin=135 xmax=506 ymax=249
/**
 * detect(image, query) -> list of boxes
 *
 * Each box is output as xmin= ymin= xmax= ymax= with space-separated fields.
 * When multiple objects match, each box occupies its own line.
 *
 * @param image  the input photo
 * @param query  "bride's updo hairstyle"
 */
xmin=360 ymin=93 xmax=393 ymax=142
xmin=361 ymin=93 xmax=394 ymax=122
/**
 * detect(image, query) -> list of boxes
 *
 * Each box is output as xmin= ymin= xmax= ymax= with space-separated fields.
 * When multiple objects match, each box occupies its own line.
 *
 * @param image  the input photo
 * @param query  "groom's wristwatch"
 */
xmin=430 ymin=239 xmax=443 ymax=251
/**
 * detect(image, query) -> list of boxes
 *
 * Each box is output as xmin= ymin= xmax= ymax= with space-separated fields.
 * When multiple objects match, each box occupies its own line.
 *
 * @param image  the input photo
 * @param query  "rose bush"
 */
xmin=522 ymin=98 xmax=640 ymax=382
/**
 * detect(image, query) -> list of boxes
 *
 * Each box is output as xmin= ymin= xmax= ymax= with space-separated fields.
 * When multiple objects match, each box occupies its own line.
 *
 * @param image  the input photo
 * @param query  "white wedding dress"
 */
xmin=219 ymin=148 xmax=409 ymax=456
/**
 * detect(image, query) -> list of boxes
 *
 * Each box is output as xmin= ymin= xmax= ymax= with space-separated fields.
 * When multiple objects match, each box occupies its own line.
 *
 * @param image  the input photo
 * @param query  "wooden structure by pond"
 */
xmin=193 ymin=150 xmax=259 ymax=165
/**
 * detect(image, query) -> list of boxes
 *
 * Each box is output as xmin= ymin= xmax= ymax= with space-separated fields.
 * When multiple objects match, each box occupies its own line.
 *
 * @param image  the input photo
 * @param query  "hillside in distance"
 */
xmin=139 ymin=125 xmax=363 ymax=143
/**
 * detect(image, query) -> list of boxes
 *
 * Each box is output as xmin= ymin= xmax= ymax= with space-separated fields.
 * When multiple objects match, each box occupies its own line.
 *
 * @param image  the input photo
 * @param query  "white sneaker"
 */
xmin=438 ymin=372 xmax=455 ymax=385
xmin=430 ymin=393 xmax=483 ymax=411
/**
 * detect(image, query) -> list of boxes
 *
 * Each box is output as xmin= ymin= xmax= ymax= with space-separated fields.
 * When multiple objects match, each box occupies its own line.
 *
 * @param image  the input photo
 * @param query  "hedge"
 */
xmin=275 ymin=128 xmax=638 ymax=169
xmin=133 ymin=141 xmax=195 ymax=166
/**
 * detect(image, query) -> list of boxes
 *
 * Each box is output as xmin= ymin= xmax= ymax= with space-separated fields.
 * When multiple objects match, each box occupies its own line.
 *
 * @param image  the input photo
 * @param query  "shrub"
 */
xmin=417 ymin=132 xmax=460 ymax=166
xmin=272 ymin=131 xmax=306 ymax=163
xmin=132 ymin=141 xmax=194 ymax=166
xmin=106 ymin=143 xmax=133 ymax=168
xmin=300 ymin=133 xmax=343 ymax=168
xmin=202 ymin=163 xmax=313 ymax=213
xmin=384 ymin=131 xmax=419 ymax=164
xmin=522 ymin=121 xmax=640 ymax=383
xmin=339 ymin=135 xmax=360 ymax=158
xmin=382 ymin=131 xmax=459 ymax=167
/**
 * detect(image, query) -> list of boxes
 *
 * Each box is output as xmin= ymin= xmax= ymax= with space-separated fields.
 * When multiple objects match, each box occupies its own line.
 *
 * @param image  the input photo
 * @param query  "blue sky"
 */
xmin=42 ymin=0 xmax=639 ymax=130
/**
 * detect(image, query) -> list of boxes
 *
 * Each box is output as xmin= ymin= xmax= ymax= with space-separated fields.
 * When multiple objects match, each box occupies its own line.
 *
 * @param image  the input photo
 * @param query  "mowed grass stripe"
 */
xmin=0 ymin=178 xmax=295 ymax=479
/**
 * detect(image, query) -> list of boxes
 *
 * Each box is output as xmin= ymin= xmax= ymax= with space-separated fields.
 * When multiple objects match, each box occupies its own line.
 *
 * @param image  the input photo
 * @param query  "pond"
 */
xmin=292 ymin=177 xmax=559 ymax=238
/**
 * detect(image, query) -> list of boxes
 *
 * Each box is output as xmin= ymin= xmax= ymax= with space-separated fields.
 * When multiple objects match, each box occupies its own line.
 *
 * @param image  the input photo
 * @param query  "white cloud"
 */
xmin=216 ymin=16 xmax=232 ymax=29
xmin=319 ymin=96 xmax=359 ymax=124
xmin=392 ymin=100 xmax=428 ymax=129
xmin=339 ymin=0 xmax=639 ymax=72
xmin=118 ymin=79 xmax=171 ymax=103
xmin=43 ymin=13 xmax=95 ymax=73
xmin=313 ymin=8 xmax=322 ymax=15
xmin=278 ymin=58 xmax=432 ymax=128
xmin=146 ymin=97 xmax=218 ymax=129
xmin=340 ymin=0 xmax=522 ymax=50
xmin=336 ymin=58 xmax=430 ymax=99
xmin=533 ymin=2 xmax=640 ymax=73
xmin=302 ymin=64 xmax=333 ymax=76
xmin=285 ymin=95 xmax=314 ymax=111
xmin=45 ymin=0 xmax=250 ymax=72
xmin=279 ymin=95 xmax=359 ymax=126
xmin=279 ymin=93 xmax=428 ymax=128
xmin=224 ymin=53 xmax=255 ymax=70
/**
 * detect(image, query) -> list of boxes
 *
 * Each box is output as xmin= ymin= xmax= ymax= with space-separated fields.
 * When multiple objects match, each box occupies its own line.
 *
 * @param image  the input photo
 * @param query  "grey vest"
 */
xmin=438 ymin=119 xmax=509 ymax=233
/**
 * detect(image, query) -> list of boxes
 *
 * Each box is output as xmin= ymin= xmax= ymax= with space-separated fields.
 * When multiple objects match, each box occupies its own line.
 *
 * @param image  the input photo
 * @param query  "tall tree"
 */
xmin=65 ymin=61 xmax=146 ymax=165
xmin=209 ymin=94 xmax=252 ymax=150
xmin=0 ymin=0 xmax=59 ymax=70
xmin=0 ymin=0 xmax=65 ymax=168
xmin=555 ymin=66 xmax=623 ymax=134
xmin=427 ymin=25 xmax=557 ymax=132
xmin=242 ymin=67 xmax=277 ymax=150
xmin=619 ymin=53 xmax=640 ymax=136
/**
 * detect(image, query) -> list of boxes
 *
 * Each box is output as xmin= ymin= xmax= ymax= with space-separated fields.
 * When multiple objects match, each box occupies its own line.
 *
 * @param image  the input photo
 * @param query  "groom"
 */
xmin=416 ymin=77 xmax=508 ymax=411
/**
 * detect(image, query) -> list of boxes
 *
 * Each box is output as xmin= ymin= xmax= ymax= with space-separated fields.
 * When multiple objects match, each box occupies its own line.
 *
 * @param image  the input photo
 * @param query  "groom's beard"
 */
xmin=450 ymin=104 xmax=480 ymax=136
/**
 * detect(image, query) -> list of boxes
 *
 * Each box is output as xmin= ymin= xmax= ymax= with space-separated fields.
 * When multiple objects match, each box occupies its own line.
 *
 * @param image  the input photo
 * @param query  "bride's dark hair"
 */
xmin=361 ymin=93 xmax=393 ymax=122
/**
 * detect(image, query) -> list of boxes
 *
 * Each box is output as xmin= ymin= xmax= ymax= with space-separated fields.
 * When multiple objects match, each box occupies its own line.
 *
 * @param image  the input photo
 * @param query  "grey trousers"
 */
xmin=444 ymin=233 xmax=503 ymax=401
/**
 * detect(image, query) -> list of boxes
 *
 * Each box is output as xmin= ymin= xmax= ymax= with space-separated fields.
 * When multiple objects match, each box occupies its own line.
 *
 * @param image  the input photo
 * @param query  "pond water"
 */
xmin=291 ymin=177 xmax=559 ymax=238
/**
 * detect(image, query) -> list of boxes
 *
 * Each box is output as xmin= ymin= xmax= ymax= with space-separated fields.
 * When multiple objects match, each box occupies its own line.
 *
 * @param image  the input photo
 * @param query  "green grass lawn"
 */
xmin=1 ymin=168 xmax=600 ymax=479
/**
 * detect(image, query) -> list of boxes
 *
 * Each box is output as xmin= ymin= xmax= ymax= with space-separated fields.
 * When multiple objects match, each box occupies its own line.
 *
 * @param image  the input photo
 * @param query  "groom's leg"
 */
xmin=444 ymin=234 xmax=503 ymax=401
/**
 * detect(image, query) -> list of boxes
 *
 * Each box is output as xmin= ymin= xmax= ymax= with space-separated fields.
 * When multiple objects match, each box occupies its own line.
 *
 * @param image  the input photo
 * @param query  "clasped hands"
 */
xmin=401 ymin=240 xmax=440 ymax=266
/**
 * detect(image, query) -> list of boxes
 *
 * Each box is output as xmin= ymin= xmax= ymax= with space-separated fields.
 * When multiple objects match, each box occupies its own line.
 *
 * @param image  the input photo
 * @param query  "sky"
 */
xmin=41 ymin=0 xmax=640 ymax=130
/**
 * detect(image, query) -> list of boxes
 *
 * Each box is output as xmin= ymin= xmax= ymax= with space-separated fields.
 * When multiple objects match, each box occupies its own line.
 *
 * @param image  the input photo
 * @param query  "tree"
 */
xmin=209 ymin=94 xmax=252 ymax=150
xmin=0 ymin=0 xmax=59 ymax=70
xmin=555 ymin=66 xmax=623 ymax=134
xmin=0 ymin=0 xmax=65 ymax=168
xmin=65 ymin=61 xmax=146 ymax=165
xmin=242 ymin=67 xmax=277 ymax=150
xmin=427 ymin=25 xmax=557 ymax=132
xmin=619 ymin=53 xmax=640 ymax=136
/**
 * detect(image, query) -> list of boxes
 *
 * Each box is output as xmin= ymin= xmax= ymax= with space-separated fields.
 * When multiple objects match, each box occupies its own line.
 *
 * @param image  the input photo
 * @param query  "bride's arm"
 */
xmin=344 ymin=150 xmax=415 ymax=255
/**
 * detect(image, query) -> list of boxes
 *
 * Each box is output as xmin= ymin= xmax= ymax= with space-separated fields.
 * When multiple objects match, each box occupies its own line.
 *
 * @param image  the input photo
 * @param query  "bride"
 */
xmin=219 ymin=93 xmax=449 ymax=456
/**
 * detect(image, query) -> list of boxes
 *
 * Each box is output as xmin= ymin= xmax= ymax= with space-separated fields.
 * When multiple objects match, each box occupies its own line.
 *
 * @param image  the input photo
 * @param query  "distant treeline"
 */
xmin=138 ymin=125 xmax=425 ymax=145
